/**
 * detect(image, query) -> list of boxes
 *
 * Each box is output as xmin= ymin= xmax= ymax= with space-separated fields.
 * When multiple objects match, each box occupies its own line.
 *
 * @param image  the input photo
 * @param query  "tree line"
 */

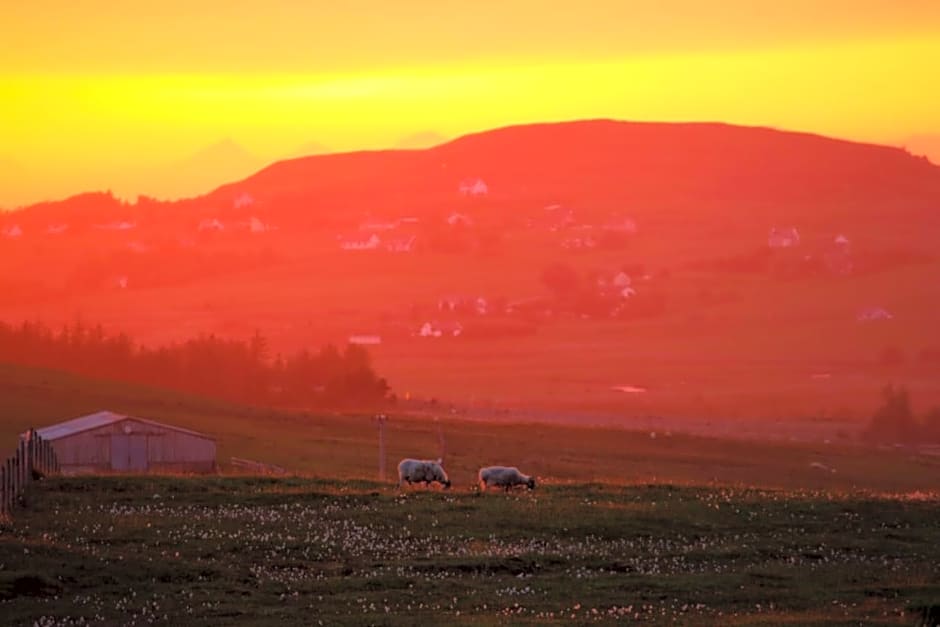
xmin=0 ymin=320 xmax=390 ymax=407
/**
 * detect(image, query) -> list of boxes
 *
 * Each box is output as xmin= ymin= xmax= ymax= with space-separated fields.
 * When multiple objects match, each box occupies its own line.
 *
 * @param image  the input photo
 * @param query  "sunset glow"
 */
xmin=3 ymin=1 xmax=940 ymax=206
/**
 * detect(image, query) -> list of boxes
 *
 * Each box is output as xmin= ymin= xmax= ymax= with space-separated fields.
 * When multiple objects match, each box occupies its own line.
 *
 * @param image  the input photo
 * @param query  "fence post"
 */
xmin=27 ymin=433 xmax=34 ymax=478
xmin=21 ymin=439 xmax=29 ymax=489
xmin=4 ymin=458 xmax=10 ymax=513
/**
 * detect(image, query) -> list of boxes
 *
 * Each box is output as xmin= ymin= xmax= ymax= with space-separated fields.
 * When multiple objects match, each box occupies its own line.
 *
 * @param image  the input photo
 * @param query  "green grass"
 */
xmin=3 ymin=361 xmax=940 ymax=494
xmin=1 ymin=477 xmax=938 ymax=625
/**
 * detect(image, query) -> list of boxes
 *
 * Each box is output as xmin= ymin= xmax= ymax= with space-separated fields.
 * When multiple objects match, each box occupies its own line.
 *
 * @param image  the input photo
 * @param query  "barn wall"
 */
xmin=49 ymin=418 xmax=216 ymax=474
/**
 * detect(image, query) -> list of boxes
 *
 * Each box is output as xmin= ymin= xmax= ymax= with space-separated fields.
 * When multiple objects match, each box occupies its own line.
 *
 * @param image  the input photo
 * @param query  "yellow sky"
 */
xmin=2 ymin=1 xmax=940 ymax=207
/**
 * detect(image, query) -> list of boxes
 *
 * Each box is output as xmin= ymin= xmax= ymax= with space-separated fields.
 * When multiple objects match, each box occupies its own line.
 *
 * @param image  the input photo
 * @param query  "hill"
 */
xmin=1 ymin=119 xmax=939 ymax=422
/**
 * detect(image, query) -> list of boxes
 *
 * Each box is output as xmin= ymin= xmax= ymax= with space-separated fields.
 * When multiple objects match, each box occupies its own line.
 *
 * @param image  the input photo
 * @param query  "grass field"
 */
xmin=3 ymin=362 xmax=940 ymax=494
xmin=1 ymin=476 xmax=938 ymax=625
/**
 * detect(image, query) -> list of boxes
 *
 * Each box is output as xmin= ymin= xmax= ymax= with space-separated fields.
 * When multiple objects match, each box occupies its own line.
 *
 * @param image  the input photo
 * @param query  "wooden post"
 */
xmin=7 ymin=457 xmax=14 ymax=512
xmin=374 ymin=414 xmax=388 ymax=482
xmin=4 ymin=458 xmax=10 ymax=513
xmin=17 ymin=441 xmax=23 ymax=489
xmin=436 ymin=417 xmax=446 ymax=463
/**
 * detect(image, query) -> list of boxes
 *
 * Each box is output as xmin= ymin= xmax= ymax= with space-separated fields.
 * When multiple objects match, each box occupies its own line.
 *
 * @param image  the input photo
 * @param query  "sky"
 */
xmin=2 ymin=1 xmax=940 ymax=208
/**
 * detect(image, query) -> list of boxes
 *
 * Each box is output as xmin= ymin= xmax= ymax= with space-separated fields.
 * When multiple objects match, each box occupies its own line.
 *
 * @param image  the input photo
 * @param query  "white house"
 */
xmin=2 ymin=224 xmax=23 ymax=238
xmin=96 ymin=221 xmax=137 ymax=231
xmin=348 ymin=335 xmax=382 ymax=345
xmin=612 ymin=272 xmax=632 ymax=287
xmin=247 ymin=217 xmax=270 ymax=233
xmin=340 ymin=233 xmax=381 ymax=250
xmin=857 ymin=307 xmax=893 ymax=322
xmin=446 ymin=212 xmax=474 ymax=227
xmin=417 ymin=321 xmax=463 ymax=338
xmin=46 ymin=224 xmax=69 ymax=235
xmin=768 ymin=227 xmax=800 ymax=248
xmin=603 ymin=218 xmax=638 ymax=235
xmin=458 ymin=178 xmax=489 ymax=197
xmin=385 ymin=235 xmax=417 ymax=253
xmin=233 ymin=192 xmax=255 ymax=209
xmin=198 ymin=218 xmax=225 ymax=232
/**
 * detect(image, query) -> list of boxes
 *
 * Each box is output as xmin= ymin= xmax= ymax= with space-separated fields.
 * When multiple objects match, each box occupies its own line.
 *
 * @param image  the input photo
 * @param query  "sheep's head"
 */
xmin=442 ymin=479 xmax=452 ymax=489
xmin=526 ymin=477 xmax=536 ymax=490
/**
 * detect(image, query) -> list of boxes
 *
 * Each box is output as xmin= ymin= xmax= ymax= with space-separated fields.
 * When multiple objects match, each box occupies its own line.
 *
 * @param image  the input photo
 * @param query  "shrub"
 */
xmin=862 ymin=384 xmax=919 ymax=444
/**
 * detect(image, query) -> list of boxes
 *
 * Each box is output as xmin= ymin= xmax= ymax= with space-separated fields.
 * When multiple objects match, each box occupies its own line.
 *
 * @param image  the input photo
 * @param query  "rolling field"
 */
xmin=3 ymin=362 xmax=940 ymax=493
xmin=2 ymin=477 xmax=938 ymax=625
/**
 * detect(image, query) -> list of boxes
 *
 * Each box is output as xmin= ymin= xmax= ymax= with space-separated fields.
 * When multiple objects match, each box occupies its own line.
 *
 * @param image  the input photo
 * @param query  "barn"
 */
xmin=27 ymin=411 xmax=217 ymax=474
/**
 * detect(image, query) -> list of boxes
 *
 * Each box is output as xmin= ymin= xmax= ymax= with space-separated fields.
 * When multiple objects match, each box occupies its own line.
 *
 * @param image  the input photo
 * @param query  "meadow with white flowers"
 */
xmin=2 ymin=477 xmax=938 ymax=625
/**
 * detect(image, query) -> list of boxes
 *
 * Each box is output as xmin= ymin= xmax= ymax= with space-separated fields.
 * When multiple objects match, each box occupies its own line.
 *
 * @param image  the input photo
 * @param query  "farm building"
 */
xmin=26 ymin=411 xmax=216 ymax=474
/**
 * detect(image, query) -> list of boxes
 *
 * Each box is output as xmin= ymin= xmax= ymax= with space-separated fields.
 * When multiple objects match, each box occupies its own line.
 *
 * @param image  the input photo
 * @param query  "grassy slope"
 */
xmin=1 ymin=477 xmax=937 ymax=625
xmin=2 ymin=362 xmax=939 ymax=493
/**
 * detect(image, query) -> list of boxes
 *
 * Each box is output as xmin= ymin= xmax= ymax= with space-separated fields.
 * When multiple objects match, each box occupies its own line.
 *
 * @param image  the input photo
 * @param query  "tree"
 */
xmin=863 ymin=384 xmax=919 ymax=444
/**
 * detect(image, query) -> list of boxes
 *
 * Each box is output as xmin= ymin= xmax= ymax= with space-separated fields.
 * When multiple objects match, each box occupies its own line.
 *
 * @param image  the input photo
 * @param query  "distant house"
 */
xmin=561 ymin=236 xmax=597 ymax=250
xmin=603 ymin=218 xmax=638 ymax=235
xmin=612 ymin=272 xmax=632 ymax=288
xmin=768 ymin=227 xmax=800 ymax=248
xmin=438 ymin=295 xmax=488 ymax=315
xmin=247 ymin=217 xmax=270 ymax=233
xmin=458 ymin=178 xmax=488 ymax=197
xmin=26 ymin=410 xmax=216 ymax=474
xmin=96 ymin=221 xmax=137 ymax=231
xmin=46 ymin=224 xmax=69 ymax=235
xmin=385 ymin=235 xmax=417 ymax=253
xmin=2 ymin=224 xmax=23 ymax=238
xmin=340 ymin=233 xmax=381 ymax=250
xmin=349 ymin=335 xmax=382 ymax=345
xmin=417 ymin=321 xmax=463 ymax=338
xmin=857 ymin=307 xmax=893 ymax=322
xmin=198 ymin=218 xmax=225 ymax=232
xmin=233 ymin=192 xmax=255 ymax=209
xmin=446 ymin=212 xmax=474 ymax=227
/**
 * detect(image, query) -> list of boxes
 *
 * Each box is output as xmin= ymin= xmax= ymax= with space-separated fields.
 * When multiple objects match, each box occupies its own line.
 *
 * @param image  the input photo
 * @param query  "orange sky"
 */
xmin=2 ymin=1 xmax=940 ymax=208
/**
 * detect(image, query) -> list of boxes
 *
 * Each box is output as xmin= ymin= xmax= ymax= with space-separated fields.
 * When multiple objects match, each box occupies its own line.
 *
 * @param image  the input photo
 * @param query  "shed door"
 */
xmin=111 ymin=435 xmax=148 ymax=471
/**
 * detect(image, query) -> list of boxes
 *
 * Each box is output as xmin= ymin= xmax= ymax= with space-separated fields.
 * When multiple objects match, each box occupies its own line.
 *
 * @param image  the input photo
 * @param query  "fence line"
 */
xmin=0 ymin=428 xmax=60 ymax=519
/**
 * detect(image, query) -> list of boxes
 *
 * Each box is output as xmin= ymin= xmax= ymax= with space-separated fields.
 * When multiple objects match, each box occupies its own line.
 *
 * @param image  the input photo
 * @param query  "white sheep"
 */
xmin=478 ymin=466 xmax=536 ymax=492
xmin=397 ymin=458 xmax=451 ymax=489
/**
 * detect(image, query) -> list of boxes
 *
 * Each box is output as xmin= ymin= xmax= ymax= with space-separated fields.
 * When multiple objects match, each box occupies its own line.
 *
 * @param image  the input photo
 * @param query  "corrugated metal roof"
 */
xmin=31 ymin=410 xmax=215 ymax=441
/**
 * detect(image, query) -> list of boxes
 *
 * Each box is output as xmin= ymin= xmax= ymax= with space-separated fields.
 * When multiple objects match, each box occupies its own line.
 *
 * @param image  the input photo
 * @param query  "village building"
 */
xmin=2 ymin=224 xmax=23 ymax=238
xmin=26 ymin=411 xmax=216 ymax=474
xmin=348 ymin=335 xmax=382 ymax=345
xmin=46 ymin=224 xmax=69 ymax=235
xmin=768 ymin=226 xmax=801 ymax=248
xmin=385 ymin=235 xmax=417 ymax=253
xmin=340 ymin=233 xmax=381 ymax=250
xmin=198 ymin=218 xmax=225 ymax=232
xmin=458 ymin=177 xmax=489 ymax=197
xmin=857 ymin=307 xmax=893 ymax=322
xmin=233 ymin=192 xmax=255 ymax=209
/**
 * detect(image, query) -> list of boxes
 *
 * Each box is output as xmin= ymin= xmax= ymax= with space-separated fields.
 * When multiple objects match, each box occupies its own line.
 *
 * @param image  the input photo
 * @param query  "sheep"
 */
xmin=478 ymin=465 xmax=536 ymax=492
xmin=397 ymin=458 xmax=451 ymax=490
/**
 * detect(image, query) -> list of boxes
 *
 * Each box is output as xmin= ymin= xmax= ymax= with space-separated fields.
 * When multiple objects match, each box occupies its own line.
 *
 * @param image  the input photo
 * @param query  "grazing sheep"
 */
xmin=397 ymin=458 xmax=451 ymax=489
xmin=478 ymin=466 xmax=536 ymax=492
